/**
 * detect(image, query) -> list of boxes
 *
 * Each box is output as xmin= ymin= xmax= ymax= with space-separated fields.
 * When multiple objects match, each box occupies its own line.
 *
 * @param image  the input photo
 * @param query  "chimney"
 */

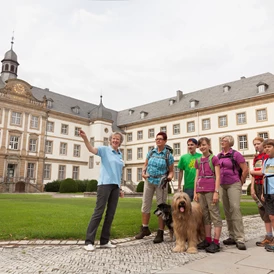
xmin=176 ymin=90 xmax=183 ymax=102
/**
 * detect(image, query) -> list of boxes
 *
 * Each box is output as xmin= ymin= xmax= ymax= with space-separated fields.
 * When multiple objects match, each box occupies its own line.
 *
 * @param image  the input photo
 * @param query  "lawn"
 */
xmin=0 ymin=194 xmax=259 ymax=241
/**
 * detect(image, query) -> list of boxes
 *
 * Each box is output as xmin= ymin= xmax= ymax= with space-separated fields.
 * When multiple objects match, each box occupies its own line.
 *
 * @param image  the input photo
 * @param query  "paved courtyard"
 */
xmin=0 ymin=215 xmax=266 ymax=274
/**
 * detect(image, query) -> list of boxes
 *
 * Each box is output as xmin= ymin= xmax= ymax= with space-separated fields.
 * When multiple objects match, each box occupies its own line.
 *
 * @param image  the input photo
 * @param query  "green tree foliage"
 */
xmin=59 ymin=178 xmax=78 ymax=193
xmin=136 ymin=181 xmax=144 ymax=192
xmin=86 ymin=180 xmax=98 ymax=192
xmin=44 ymin=180 xmax=61 ymax=192
xmin=76 ymin=179 xmax=89 ymax=192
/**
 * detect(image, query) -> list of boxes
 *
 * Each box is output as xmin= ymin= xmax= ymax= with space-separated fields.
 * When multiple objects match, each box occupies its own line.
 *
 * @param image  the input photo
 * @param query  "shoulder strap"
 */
xmin=208 ymin=154 xmax=215 ymax=173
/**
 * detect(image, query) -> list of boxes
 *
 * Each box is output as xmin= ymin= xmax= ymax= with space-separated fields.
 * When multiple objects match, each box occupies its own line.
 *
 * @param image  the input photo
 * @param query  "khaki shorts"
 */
xmin=141 ymin=180 xmax=168 ymax=213
xmin=198 ymin=192 xmax=223 ymax=227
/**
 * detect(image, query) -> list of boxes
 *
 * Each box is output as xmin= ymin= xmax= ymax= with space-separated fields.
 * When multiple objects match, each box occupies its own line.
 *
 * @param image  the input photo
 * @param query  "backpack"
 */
xmin=197 ymin=154 xmax=215 ymax=173
xmin=148 ymin=145 xmax=173 ymax=175
xmin=218 ymin=150 xmax=243 ymax=179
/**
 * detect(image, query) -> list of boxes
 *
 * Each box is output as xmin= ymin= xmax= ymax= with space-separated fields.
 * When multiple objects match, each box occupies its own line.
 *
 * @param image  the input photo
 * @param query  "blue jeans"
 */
xmin=183 ymin=188 xmax=194 ymax=201
xmin=85 ymin=184 xmax=119 ymax=245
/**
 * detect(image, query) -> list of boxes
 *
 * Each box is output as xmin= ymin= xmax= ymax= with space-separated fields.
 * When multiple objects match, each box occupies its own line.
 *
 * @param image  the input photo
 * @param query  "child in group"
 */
xmin=250 ymin=137 xmax=272 ymax=247
xmin=261 ymin=139 xmax=274 ymax=252
xmin=194 ymin=137 xmax=222 ymax=253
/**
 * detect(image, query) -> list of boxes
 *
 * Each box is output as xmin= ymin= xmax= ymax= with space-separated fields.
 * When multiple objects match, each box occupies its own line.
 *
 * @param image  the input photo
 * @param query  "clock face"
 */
xmin=13 ymin=83 xmax=25 ymax=94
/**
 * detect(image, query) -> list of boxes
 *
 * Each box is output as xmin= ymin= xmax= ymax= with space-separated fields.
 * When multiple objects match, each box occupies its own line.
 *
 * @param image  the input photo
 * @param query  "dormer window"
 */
xmin=223 ymin=85 xmax=231 ymax=92
xmin=169 ymin=99 xmax=175 ymax=106
xmin=47 ymin=99 xmax=53 ymax=109
xmin=257 ymin=82 xmax=268 ymax=94
xmin=189 ymin=99 xmax=199 ymax=109
xmin=140 ymin=111 xmax=148 ymax=119
xmin=71 ymin=106 xmax=80 ymax=114
xmin=129 ymin=109 xmax=134 ymax=115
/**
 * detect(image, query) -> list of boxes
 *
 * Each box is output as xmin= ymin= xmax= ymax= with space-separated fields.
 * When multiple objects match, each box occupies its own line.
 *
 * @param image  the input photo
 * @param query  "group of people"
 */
xmin=79 ymin=129 xmax=274 ymax=254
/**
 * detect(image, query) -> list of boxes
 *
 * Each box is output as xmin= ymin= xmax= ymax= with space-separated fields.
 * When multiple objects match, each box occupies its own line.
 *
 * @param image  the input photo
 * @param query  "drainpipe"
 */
xmin=197 ymin=111 xmax=200 ymax=138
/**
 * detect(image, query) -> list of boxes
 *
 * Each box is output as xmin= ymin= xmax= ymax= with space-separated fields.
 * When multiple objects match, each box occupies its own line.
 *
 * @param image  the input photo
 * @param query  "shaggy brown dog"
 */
xmin=172 ymin=192 xmax=205 ymax=253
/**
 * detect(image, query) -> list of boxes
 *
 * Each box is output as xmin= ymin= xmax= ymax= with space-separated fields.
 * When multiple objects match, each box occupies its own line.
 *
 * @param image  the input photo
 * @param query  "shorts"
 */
xmin=264 ymin=194 xmax=274 ymax=216
xmin=141 ymin=180 xmax=168 ymax=213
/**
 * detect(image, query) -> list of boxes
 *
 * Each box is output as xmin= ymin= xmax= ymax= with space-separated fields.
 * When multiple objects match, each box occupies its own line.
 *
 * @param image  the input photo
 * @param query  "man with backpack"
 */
xmin=218 ymin=135 xmax=248 ymax=250
xmin=135 ymin=132 xmax=174 ymax=244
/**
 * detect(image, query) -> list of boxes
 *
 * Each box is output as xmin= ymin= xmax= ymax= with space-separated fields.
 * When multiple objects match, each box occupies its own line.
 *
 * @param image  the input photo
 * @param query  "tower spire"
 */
xmin=11 ymin=31 xmax=14 ymax=50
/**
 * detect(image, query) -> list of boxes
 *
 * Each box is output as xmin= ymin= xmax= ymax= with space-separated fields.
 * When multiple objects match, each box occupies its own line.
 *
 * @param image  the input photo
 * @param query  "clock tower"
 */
xmin=1 ymin=35 xmax=19 ymax=83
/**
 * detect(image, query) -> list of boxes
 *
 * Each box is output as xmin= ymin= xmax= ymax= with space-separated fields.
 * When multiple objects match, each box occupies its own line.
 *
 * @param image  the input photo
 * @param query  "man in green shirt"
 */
xmin=177 ymin=138 xmax=202 ymax=201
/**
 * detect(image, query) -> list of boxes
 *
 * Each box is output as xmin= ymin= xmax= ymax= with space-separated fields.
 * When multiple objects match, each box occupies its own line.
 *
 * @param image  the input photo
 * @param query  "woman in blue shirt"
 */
xmin=80 ymin=129 xmax=124 ymax=252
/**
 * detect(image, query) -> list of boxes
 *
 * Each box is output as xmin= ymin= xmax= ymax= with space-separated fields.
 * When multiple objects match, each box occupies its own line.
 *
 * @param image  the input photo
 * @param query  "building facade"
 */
xmin=0 ymin=44 xmax=273 ymax=193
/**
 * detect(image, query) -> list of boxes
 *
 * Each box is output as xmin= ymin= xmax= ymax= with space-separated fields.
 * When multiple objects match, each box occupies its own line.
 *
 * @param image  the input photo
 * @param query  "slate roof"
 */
xmin=30 ymin=86 xmax=120 ymax=131
xmin=117 ymin=72 xmax=274 ymax=126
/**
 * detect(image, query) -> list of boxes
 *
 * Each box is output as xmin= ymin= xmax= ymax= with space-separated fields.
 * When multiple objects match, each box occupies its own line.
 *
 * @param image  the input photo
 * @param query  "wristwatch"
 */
xmin=214 ymin=190 xmax=219 ymax=193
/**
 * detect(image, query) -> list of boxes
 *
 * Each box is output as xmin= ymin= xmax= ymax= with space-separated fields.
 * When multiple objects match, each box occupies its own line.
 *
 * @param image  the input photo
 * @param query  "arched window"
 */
xmin=4 ymin=64 xmax=9 ymax=71
xmin=10 ymin=65 xmax=15 ymax=72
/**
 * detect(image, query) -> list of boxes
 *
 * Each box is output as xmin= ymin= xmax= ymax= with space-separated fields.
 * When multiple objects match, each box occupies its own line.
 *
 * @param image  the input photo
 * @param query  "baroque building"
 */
xmin=0 ymin=43 xmax=274 ymax=193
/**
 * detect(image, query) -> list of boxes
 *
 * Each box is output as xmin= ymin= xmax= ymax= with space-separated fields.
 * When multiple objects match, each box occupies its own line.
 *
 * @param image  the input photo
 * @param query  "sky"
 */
xmin=1 ymin=0 xmax=274 ymax=111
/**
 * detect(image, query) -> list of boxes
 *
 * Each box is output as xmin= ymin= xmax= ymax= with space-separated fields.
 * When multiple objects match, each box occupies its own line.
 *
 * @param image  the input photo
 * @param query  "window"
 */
xmin=47 ymin=100 xmax=53 ymax=108
xmin=58 ymin=165 xmax=66 ymax=180
xmin=160 ymin=126 xmax=167 ymax=133
xmin=137 ymin=168 xmax=142 ymax=181
xmin=60 ymin=143 xmax=67 ymax=155
xmin=173 ymin=124 xmax=180 ymax=135
xmin=258 ymin=84 xmax=266 ymax=93
xmin=218 ymin=115 xmax=227 ymax=127
xmin=45 ymin=140 xmax=53 ymax=154
xmin=30 ymin=116 xmax=39 ymax=129
xmin=127 ymin=149 xmax=132 ymax=161
xmin=29 ymin=139 xmax=37 ymax=152
xmin=127 ymin=133 xmax=132 ymax=142
xmin=11 ymin=111 xmax=22 ymax=125
xmin=61 ymin=124 xmax=69 ymax=134
xmin=75 ymin=127 xmax=81 ymax=136
xmin=27 ymin=163 xmax=35 ymax=178
xmin=89 ymin=156 xmax=94 ymax=169
xmin=258 ymin=132 xmax=268 ymax=140
xmin=202 ymin=118 xmax=210 ymax=130
xmin=72 ymin=166 xmax=79 ymax=180
xmin=73 ymin=144 xmax=81 ymax=157
xmin=187 ymin=121 xmax=195 ymax=132
xmin=148 ymin=128 xmax=155 ymax=138
xmin=127 ymin=169 xmax=132 ymax=181
xmin=238 ymin=135 xmax=248 ymax=150
xmin=90 ymin=137 xmax=95 ymax=147
xmin=174 ymin=166 xmax=180 ymax=181
xmin=173 ymin=143 xmax=180 ymax=156
xmin=103 ymin=137 xmax=108 ymax=146
xmin=44 ymin=164 xmax=51 ymax=179
xmin=256 ymin=109 xmax=267 ymax=122
xmin=137 ymin=147 xmax=143 ymax=159
xmin=47 ymin=121 xmax=54 ymax=132
xmin=137 ymin=130 xmax=143 ymax=140
xmin=237 ymin=112 xmax=246 ymax=124
xmin=9 ymin=136 xmax=19 ymax=150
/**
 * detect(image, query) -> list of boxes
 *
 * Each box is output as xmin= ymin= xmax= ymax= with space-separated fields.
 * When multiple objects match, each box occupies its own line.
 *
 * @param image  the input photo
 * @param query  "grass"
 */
xmin=0 ymin=194 xmax=259 ymax=241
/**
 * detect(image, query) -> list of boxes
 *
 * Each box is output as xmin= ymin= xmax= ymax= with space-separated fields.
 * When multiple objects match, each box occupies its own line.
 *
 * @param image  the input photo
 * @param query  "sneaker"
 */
xmin=265 ymin=238 xmax=274 ymax=249
xmin=153 ymin=229 xmax=164 ymax=244
xmin=100 ymin=241 xmax=116 ymax=248
xmin=256 ymin=236 xmax=273 ymax=247
xmin=197 ymin=240 xmax=210 ymax=250
xmin=135 ymin=226 xmax=151 ymax=239
xmin=84 ymin=244 xmax=96 ymax=251
xmin=223 ymin=237 xmax=236 ymax=245
xmin=205 ymin=242 xmax=220 ymax=253
xmin=266 ymin=245 xmax=274 ymax=252
xmin=236 ymin=241 xmax=247 ymax=250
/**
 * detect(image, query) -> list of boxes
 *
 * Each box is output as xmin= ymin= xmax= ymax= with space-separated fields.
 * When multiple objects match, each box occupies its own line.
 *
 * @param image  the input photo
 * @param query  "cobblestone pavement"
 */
xmin=0 ymin=215 xmax=266 ymax=274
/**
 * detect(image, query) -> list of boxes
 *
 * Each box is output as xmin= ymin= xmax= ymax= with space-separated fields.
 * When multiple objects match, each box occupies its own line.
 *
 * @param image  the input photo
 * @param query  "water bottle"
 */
xmin=253 ymin=195 xmax=263 ymax=208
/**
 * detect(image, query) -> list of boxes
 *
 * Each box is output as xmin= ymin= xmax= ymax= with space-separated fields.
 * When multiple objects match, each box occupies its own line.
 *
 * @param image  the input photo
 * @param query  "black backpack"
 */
xmin=218 ymin=150 xmax=244 ymax=181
